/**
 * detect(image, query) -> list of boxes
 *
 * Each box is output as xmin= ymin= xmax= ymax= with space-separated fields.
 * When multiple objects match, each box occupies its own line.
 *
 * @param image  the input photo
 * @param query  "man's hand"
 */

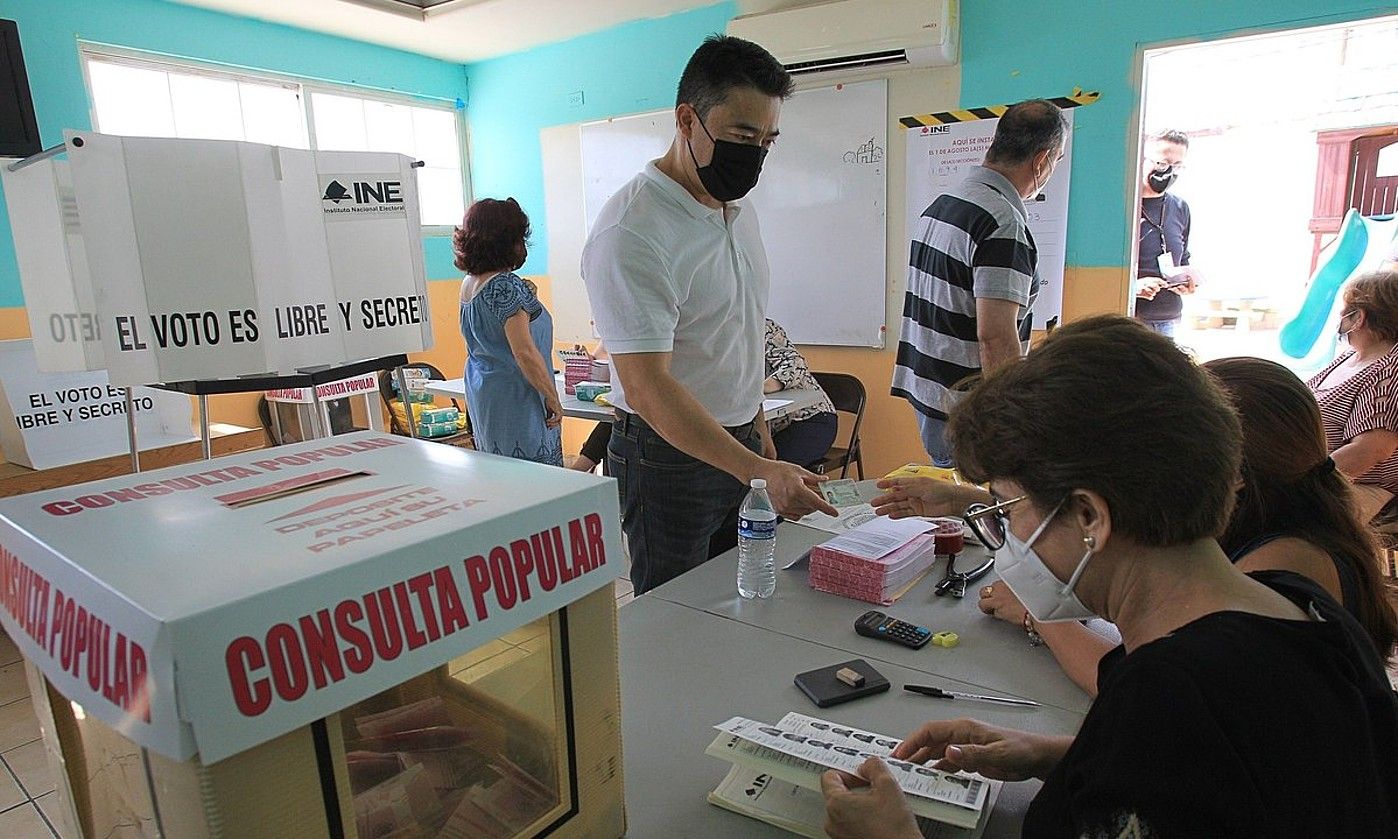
xmin=1136 ymin=277 xmax=1167 ymax=301
xmin=1166 ymin=266 xmax=1200 ymax=296
xmin=892 ymin=718 xmax=1068 ymax=782
xmin=820 ymin=758 xmax=921 ymax=839
xmin=753 ymin=459 xmax=836 ymax=519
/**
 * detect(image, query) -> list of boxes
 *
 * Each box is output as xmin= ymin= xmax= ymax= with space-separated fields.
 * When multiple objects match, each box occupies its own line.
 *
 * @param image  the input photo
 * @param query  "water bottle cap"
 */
xmin=750 ymin=478 xmax=767 ymax=489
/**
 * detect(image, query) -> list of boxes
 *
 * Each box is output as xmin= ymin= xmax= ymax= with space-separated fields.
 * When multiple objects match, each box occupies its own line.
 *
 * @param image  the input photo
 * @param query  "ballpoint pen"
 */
xmin=903 ymin=684 xmax=1040 ymax=707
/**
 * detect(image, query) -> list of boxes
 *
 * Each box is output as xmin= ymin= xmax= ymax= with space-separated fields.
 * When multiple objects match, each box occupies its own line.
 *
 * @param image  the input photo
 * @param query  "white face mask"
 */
xmin=995 ymin=498 xmax=1097 ymax=623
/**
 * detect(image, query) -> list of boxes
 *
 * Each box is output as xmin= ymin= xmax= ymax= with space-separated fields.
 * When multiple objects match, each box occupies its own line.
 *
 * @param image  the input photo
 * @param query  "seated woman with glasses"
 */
xmin=823 ymin=316 xmax=1398 ymax=839
xmin=876 ymin=355 xmax=1398 ymax=689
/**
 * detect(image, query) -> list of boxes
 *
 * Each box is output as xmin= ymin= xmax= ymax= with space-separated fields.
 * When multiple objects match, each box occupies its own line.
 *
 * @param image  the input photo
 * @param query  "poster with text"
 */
xmin=0 ymin=340 xmax=195 ymax=470
xmin=904 ymin=110 xmax=1074 ymax=326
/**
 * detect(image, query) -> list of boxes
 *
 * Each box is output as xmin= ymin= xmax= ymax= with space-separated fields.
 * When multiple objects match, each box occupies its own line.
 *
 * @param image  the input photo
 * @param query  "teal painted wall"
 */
xmin=0 ymin=0 xmax=469 ymax=308
xmin=958 ymin=0 xmax=1396 ymax=269
xmin=465 ymin=2 xmax=736 ymax=276
xmin=464 ymin=0 xmax=1394 ymax=276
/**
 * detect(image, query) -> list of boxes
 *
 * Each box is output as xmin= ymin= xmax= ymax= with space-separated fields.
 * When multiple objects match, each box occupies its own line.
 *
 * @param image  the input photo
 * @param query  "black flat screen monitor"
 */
xmin=0 ymin=19 xmax=40 ymax=159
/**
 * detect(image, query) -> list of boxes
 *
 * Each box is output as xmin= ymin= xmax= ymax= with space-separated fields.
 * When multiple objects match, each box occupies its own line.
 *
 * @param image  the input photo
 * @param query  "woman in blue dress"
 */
xmin=454 ymin=198 xmax=563 ymax=465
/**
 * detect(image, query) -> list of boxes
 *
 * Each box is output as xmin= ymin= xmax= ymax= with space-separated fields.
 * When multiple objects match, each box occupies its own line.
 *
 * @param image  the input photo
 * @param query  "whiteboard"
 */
xmin=560 ymin=79 xmax=888 ymax=347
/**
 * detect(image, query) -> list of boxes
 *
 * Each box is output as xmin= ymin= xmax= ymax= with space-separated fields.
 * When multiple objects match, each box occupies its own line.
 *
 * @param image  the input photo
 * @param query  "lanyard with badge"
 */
xmin=1140 ymin=201 xmax=1182 ymax=279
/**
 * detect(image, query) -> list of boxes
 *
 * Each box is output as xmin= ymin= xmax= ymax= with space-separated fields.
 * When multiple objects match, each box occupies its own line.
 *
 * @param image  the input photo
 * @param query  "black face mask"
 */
xmin=1147 ymin=165 xmax=1178 ymax=193
xmin=687 ymin=115 xmax=767 ymax=202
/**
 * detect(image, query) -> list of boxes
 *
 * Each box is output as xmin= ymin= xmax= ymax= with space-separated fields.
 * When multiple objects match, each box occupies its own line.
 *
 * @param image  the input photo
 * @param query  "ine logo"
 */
xmin=319 ymin=174 xmax=408 ymax=221
xmin=322 ymin=180 xmax=353 ymax=204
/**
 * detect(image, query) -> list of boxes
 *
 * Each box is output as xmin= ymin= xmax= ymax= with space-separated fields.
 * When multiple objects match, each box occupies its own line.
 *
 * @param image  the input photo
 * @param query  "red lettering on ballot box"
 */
xmin=224 ymin=512 xmax=608 ymax=717
xmin=0 ymin=544 xmax=151 ymax=721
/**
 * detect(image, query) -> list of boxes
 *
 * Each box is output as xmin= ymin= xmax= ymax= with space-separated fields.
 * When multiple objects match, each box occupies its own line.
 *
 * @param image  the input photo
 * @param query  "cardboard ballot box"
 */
xmin=0 ymin=432 xmax=625 ymax=838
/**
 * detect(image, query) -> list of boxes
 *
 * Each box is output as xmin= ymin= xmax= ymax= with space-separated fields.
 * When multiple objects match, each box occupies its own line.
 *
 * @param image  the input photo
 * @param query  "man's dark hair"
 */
xmin=1150 ymin=129 xmax=1191 ymax=149
xmin=984 ymin=99 xmax=1067 ymax=166
xmin=676 ymin=34 xmax=793 ymax=119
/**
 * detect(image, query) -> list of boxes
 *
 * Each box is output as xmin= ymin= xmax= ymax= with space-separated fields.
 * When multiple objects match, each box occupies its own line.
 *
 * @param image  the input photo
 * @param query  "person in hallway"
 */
xmin=456 ymin=197 xmax=563 ymax=465
xmin=822 ymin=316 xmax=1398 ymax=839
xmin=763 ymin=318 xmax=838 ymax=470
xmin=1307 ymin=269 xmax=1398 ymax=519
xmin=891 ymin=99 xmax=1066 ymax=467
xmin=581 ymin=35 xmax=835 ymax=595
xmin=1132 ymin=129 xmax=1200 ymax=338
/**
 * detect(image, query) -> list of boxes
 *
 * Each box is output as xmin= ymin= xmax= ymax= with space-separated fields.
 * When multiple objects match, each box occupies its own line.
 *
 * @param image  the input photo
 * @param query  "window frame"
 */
xmin=78 ymin=42 xmax=471 ymax=234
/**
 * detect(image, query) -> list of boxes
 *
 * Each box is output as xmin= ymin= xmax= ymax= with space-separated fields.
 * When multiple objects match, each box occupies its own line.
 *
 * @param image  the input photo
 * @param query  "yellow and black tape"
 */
xmin=899 ymin=90 xmax=1101 ymax=129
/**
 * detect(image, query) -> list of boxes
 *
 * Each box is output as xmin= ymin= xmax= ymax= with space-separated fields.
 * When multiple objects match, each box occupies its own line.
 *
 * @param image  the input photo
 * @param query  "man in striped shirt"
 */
xmin=892 ymin=100 xmax=1067 ymax=466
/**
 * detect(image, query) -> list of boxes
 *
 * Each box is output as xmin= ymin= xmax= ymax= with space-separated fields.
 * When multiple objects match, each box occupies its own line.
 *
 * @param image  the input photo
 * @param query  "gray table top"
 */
xmin=644 ymin=484 xmax=1093 ymax=716
xmin=618 ymin=595 xmax=1087 ymax=838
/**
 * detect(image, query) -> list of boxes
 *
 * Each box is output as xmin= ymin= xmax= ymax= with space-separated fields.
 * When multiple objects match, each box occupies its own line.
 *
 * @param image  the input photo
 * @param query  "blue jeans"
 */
xmin=917 ymin=412 xmax=955 ymax=468
xmin=607 ymin=411 xmax=763 ymax=595
xmin=1138 ymin=318 xmax=1178 ymax=339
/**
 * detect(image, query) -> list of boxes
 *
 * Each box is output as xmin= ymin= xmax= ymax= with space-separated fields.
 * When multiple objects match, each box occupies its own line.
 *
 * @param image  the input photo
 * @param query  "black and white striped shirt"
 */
xmin=892 ymin=165 xmax=1038 ymax=419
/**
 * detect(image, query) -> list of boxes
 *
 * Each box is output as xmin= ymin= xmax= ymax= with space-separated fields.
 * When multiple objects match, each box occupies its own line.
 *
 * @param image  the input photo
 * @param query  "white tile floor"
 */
xmin=0 ymin=631 xmax=69 ymax=839
xmin=0 ymin=576 xmax=636 ymax=839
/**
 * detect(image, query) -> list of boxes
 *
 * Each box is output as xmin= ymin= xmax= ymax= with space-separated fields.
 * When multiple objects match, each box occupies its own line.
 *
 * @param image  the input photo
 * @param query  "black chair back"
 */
xmin=811 ymin=372 xmax=867 ymax=479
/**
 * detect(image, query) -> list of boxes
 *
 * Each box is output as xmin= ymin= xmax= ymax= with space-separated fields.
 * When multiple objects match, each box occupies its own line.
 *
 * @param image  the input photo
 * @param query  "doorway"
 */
xmin=1133 ymin=15 xmax=1398 ymax=371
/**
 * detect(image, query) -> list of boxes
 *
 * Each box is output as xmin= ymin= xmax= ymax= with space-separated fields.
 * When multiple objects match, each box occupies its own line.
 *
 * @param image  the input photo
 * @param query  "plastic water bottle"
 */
xmin=737 ymin=479 xmax=778 ymax=599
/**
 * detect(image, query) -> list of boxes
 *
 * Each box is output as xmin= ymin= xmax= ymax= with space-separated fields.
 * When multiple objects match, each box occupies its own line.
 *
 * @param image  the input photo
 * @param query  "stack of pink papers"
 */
xmin=809 ymin=517 xmax=938 ymax=604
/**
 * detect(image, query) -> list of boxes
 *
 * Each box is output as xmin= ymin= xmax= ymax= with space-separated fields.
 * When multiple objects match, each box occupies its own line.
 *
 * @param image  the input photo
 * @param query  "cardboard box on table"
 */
xmin=0 ymin=432 xmax=625 ymax=838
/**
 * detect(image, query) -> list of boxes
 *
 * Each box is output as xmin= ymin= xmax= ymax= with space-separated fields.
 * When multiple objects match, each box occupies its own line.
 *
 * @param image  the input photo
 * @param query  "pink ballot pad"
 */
xmin=809 ymin=531 xmax=938 ymax=605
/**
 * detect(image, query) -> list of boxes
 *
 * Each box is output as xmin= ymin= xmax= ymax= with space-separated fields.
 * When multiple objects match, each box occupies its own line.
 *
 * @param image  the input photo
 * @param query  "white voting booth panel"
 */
xmin=0 ymin=432 xmax=622 ymax=764
xmin=2 ymin=133 xmax=432 ymax=384
xmin=0 ymin=159 xmax=105 ymax=372
xmin=904 ymin=110 xmax=1076 ymax=326
xmin=0 ymin=339 xmax=195 ymax=469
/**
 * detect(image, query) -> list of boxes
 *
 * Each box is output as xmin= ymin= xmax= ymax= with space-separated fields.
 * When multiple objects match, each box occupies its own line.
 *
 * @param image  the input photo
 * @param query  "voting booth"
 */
xmin=0 ymin=433 xmax=626 ymax=838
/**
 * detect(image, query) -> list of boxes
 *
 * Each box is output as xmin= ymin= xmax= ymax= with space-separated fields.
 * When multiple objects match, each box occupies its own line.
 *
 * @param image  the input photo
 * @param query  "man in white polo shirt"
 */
xmin=582 ymin=35 xmax=836 ymax=594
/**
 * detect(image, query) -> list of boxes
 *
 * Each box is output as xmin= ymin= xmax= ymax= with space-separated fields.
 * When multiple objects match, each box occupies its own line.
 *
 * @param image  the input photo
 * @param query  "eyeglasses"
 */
xmin=962 ymin=495 xmax=1027 ymax=551
xmin=1144 ymin=157 xmax=1184 ymax=172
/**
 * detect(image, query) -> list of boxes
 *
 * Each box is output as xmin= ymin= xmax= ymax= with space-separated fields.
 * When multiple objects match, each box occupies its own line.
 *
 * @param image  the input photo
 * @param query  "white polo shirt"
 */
xmin=582 ymin=162 xmax=769 ymax=427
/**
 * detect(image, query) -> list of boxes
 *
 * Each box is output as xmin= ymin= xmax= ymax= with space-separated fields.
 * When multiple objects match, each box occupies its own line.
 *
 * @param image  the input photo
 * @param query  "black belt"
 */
xmin=613 ymin=409 xmax=757 ymax=437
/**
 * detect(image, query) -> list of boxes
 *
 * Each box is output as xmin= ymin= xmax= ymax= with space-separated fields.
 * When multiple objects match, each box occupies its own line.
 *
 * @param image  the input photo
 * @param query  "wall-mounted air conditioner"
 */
xmin=727 ymin=0 xmax=959 ymax=76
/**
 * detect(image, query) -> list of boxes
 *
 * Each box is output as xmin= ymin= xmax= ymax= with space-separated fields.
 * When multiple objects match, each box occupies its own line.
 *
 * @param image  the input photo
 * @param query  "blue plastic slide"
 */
xmin=1280 ymin=211 xmax=1368 ymax=358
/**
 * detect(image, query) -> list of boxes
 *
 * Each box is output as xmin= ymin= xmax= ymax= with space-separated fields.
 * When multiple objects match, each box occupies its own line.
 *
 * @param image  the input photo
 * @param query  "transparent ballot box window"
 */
xmin=336 ymin=613 xmax=574 ymax=839
xmin=36 ymin=610 xmax=580 ymax=839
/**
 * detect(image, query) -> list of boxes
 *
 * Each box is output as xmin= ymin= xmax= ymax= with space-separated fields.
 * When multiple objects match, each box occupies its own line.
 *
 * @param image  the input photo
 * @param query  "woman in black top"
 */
xmin=970 ymin=355 xmax=1397 ymax=694
xmin=821 ymin=316 xmax=1398 ymax=839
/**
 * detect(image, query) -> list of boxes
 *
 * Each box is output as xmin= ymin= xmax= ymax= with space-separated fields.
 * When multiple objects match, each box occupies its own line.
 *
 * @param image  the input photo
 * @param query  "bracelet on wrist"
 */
xmin=1023 ymin=612 xmax=1044 ymax=647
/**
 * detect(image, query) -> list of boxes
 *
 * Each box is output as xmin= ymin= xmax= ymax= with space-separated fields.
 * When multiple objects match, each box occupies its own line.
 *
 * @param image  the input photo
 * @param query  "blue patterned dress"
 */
xmin=459 ymin=272 xmax=563 ymax=465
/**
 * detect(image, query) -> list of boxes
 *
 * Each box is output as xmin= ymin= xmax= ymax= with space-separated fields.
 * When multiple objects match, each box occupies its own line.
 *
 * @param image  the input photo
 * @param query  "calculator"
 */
xmin=854 ymin=610 xmax=932 ymax=649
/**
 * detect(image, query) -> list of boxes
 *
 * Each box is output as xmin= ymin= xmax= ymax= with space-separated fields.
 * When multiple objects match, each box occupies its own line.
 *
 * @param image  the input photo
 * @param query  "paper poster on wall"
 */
xmin=904 ymin=109 xmax=1076 ymax=326
xmin=3 ymin=133 xmax=432 ymax=387
xmin=0 ymin=340 xmax=195 ymax=470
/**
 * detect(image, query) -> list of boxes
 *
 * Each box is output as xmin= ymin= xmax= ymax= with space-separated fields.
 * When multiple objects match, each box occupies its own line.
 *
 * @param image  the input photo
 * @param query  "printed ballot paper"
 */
xmin=706 ymin=712 xmax=1000 ymax=832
